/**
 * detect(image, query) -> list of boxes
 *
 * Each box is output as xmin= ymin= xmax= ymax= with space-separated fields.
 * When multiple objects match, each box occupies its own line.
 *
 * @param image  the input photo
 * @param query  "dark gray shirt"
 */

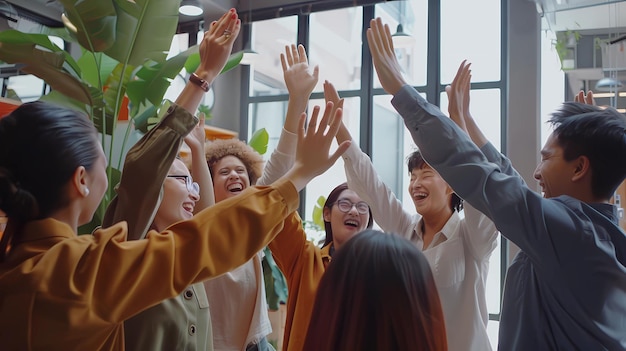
xmin=392 ymin=85 xmax=626 ymax=350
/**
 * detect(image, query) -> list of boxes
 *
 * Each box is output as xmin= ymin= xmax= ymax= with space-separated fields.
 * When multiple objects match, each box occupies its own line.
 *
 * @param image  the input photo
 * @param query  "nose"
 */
xmin=228 ymin=170 xmax=240 ymax=179
xmin=347 ymin=204 xmax=359 ymax=215
xmin=533 ymin=164 xmax=541 ymax=180
xmin=189 ymin=191 xmax=200 ymax=202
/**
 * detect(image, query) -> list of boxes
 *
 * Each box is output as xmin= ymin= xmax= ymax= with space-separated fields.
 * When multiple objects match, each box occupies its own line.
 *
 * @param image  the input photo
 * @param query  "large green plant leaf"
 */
xmin=104 ymin=0 xmax=180 ymax=66
xmin=249 ymin=128 xmax=269 ymax=155
xmin=0 ymin=30 xmax=81 ymax=76
xmin=184 ymin=50 xmax=244 ymax=74
xmin=39 ymin=90 xmax=91 ymax=114
xmin=312 ymin=195 xmax=327 ymax=229
xmin=77 ymin=51 xmax=119 ymax=88
xmin=57 ymin=0 xmax=117 ymax=52
xmin=126 ymin=51 xmax=191 ymax=111
xmin=0 ymin=39 xmax=92 ymax=106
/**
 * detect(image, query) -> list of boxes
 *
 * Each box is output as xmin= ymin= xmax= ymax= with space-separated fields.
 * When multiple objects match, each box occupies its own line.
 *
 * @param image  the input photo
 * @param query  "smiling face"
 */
xmin=212 ymin=155 xmax=251 ymax=203
xmin=408 ymin=164 xmax=454 ymax=219
xmin=323 ymin=189 xmax=371 ymax=250
xmin=534 ymin=132 xmax=575 ymax=198
xmin=152 ymin=159 xmax=199 ymax=231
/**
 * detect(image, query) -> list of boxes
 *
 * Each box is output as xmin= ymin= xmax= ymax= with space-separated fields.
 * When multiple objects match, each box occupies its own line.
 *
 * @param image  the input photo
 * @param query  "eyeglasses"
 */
xmin=167 ymin=175 xmax=200 ymax=195
xmin=335 ymin=199 xmax=369 ymax=215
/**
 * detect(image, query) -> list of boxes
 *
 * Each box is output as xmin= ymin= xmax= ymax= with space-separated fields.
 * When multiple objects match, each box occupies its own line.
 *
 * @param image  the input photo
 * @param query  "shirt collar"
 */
xmin=416 ymin=211 xmax=462 ymax=248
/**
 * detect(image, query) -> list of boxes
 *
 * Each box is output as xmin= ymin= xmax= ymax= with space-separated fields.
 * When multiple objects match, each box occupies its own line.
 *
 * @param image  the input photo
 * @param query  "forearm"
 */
xmin=465 ymin=113 xmax=489 ymax=148
xmin=102 ymin=105 xmax=198 ymax=239
xmin=284 ymin=96 xmax=308 ymax=134
xmin=190 ymin=144 xmax=215 ymax=212
xmin=174 ymin=70 xmax=216 ymax=116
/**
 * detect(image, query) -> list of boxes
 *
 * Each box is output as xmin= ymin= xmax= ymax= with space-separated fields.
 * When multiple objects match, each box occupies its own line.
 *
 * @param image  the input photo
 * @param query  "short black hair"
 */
xmin=549 ymin=102 xmax=626 ymax=200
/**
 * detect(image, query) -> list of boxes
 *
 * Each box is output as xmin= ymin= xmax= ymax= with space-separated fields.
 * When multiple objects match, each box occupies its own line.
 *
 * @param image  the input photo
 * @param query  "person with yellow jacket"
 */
xmin=0 ymin=80 xmax=349 ymax=350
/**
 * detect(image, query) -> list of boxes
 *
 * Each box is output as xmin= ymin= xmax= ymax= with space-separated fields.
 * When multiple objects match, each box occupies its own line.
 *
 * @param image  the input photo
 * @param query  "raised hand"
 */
xmin=445 ymin=60 xmax=471 ymax=133
xmin=323 ymin=80 xmax=351 ymax=143
xmin=285 ymin=102 xmax=351 ymax=191
xmin=574 ymin=90 xmax=596 ymax=105
xmin=323 ymin=80 xmax=344 ymax=116
xmin=184 ymin=114 xmax=206 ymax=154
xmin=282 ymin=44 xmax=319 ymax=100
xmin=366 ymin=18 xmax=407 ymax=95
xmin=281 ymin=44 xmax=319 ymax=134
xmin=197 ymin=9 xmax=241 ymax=82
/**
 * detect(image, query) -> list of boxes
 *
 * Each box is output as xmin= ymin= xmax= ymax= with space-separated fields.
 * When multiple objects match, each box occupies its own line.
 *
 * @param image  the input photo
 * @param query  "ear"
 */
xmin=571 ymin=155 xmax=591 ymax=183
xmin=323 ymin=206 xmax=332 ymax=222
xmin=71 ymin=166 xmax=90 ymax=198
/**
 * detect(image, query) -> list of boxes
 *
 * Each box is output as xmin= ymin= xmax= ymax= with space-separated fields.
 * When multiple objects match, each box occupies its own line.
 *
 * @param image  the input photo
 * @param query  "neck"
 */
xmin=421 ymin=209 xmax=453 ymax=237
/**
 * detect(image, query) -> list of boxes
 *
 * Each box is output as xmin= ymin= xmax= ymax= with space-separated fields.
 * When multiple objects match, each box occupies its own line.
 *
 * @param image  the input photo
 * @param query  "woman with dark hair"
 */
xmin=0 ymin=83 xmax=349 ymax=349
xmin=304 ymin=229 xmax=447 ymax=351
xmin=268 ymin=182 xmax=373 ymax=351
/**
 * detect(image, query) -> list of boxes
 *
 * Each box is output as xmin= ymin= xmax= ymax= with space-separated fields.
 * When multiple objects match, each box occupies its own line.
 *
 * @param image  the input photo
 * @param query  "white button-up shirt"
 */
xmin=343 ymin=142 xmax=498 ymax=351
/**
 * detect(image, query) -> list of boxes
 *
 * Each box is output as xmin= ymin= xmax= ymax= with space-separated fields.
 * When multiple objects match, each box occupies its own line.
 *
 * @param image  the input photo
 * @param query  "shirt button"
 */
xmin=188 ymin=324 xmax=196 ymax=335
xmin=184 ymin=289 xmax=193 ymax=300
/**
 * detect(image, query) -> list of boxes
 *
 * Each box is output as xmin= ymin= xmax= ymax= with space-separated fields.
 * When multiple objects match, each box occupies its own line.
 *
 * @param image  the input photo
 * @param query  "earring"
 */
xmin=84 ymin=188 xmax=90 ymax=197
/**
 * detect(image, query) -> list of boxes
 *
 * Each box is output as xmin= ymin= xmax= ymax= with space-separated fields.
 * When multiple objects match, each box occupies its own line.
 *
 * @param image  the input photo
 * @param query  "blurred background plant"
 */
xmin=0 ymin=0 xmax=241 ymax=232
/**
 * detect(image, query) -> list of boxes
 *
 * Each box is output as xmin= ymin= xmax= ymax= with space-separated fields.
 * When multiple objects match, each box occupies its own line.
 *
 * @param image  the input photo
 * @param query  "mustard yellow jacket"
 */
xmin=0 ymin=179 xmax=299 ymax=350
xmin=268 ymin=215 xmax=332 ymax=351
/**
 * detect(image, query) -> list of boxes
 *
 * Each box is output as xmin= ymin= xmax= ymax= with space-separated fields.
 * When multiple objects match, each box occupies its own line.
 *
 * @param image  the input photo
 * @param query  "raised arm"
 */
xmin=259 ymin=44 xmax=319 ymax=185
xmin=102 ymin=9 xmax=240 ymax=239
xmin=283 ymin=101 xmax=350 ymax=191
xmin=184 ymin=114 xmax=215 ymax=212
xmin=446 ymin=60 xmax=521 ymax=180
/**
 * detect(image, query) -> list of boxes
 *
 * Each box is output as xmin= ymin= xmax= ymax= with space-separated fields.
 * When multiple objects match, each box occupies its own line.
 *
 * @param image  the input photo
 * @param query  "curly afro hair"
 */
xmin=204 ymin=138 xmax=265 ymax=185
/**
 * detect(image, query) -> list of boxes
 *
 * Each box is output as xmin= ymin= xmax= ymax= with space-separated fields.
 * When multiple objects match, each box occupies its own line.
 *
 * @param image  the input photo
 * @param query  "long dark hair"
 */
xmin=0 ymin=101 xmax=99 ymax=260
xmin=322 ymin=183 xmax=373 ymax=248
xmin=304 ymin=230 xmax=447 ymax=351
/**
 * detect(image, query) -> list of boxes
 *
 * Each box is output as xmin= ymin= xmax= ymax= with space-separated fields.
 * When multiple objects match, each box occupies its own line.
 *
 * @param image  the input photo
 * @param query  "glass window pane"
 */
xmin=7 ymin=75 xmax=45 ymax=102
xmin=441 ymin=0 xmax=501 ymax=83
xmin=248 ymin=101 xmax=288 ymax=156
xmin=486 ymin=235 xmax=502 ymax=314
xmin=371 ymin=94 xmax=407 ymax=205
xmin=309 ymin=7 xmax=363 ymax=92
xmin=487 ymin=320 xmax=499 ymax=350
xmin=375 ymin=0 xmax=428 ymax=88
xmin=251 ymin=16 xmax=298 ymax=97
xmin=440 ymin=88 xmax=502 ymax=150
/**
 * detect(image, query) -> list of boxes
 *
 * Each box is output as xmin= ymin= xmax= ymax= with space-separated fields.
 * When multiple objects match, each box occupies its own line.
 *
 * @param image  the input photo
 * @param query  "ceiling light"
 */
xmin=179 ymin=0 xmax=203 ymax=17
xmin=392 ymin=24 xmax=414 ymax=48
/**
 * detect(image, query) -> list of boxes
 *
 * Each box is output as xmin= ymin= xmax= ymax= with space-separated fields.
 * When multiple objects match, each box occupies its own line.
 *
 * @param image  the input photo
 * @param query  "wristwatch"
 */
xmin=189 ymin=73 xmax=210 ymax=92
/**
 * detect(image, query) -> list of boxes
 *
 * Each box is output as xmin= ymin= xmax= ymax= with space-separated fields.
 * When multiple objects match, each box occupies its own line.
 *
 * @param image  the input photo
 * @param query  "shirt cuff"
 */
xmin=159 ymin=103 xmax=200 ymax=136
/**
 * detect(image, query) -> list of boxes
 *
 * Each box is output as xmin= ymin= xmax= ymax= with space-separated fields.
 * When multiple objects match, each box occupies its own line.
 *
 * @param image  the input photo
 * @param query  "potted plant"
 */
xmin=0 ymin=0 xmax=242 ymax=231
xmin=553 ymin=29 xmax=581 ymax=70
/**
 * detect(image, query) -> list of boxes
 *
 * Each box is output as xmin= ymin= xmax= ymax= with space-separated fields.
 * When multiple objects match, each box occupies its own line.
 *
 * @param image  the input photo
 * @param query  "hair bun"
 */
xmin=0 ymin=168 xmax=39 ymax=222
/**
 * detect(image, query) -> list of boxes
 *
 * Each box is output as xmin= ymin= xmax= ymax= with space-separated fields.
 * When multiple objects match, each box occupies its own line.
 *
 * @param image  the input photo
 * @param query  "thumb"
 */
xmin=445 ymin=85 xmax=452 ymax=95
xmin=330 ymin=140 xmax=351 ymax=162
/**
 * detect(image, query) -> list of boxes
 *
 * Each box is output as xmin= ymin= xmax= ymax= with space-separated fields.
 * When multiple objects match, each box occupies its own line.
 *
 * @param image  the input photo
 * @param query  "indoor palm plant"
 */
xmin=0 ymin=0 xmax=242 ymax=230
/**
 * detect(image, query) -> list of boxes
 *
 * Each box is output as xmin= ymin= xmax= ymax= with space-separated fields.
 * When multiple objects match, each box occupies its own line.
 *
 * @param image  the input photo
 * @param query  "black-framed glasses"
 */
xmin=167 ymin=175 xmax=200 ymax=195
xmin=335 ymin=199 xmax=369 ymax=215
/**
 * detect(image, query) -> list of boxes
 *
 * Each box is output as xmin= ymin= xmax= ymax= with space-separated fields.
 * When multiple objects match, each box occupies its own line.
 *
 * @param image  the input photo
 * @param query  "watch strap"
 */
xmin=189 ymin=73 xmax=210 ymax=92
